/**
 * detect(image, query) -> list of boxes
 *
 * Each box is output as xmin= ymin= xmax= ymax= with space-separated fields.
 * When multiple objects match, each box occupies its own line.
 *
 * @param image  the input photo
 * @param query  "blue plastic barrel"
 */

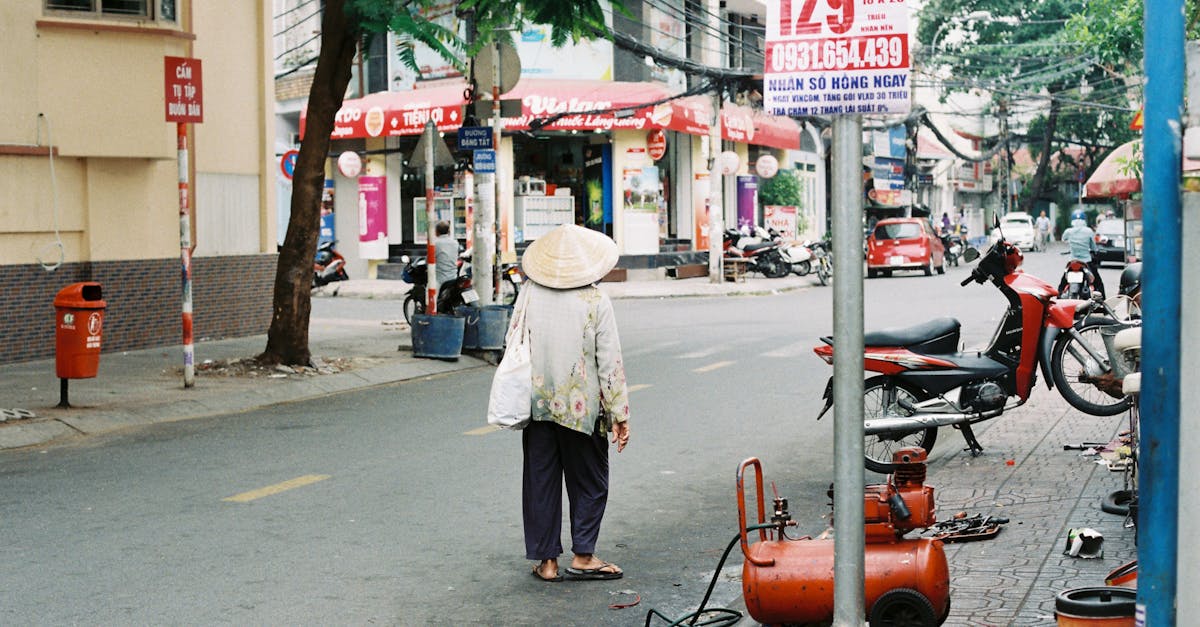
xmin=476 ymin=305 xmax=512 ymax=350
xmin=411 ymin=313 xmax=465 ymax=360
xmin=455 ymin=306 xmax=481 ymax=349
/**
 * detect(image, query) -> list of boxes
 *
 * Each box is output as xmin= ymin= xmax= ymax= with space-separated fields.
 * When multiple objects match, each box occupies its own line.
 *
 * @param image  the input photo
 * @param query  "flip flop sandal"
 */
xmin=531 ymin=566 xmax=563 ymax=582
xmin=565 ymin=563 xmax=623 ymax=580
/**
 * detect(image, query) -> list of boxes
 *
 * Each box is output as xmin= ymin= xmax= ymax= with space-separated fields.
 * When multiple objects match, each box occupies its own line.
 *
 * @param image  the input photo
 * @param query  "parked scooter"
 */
xmin=812 ymin=221 xmax=1118 ymax=473
xmin=312 ymin=240 xmax=349 ymax=289
xmin=723 ymin=228 xmax=790 ymax=278
xmin=400 ymin=251 xmax=477 ymax=323
xmin=809 ymin=239 xmax=832 ymax=286
xmin=750 ymin=226 xmax=815 ymax=276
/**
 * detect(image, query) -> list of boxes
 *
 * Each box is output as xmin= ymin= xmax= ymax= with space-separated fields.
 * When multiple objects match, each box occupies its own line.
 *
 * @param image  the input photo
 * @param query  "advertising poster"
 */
xmin=624 ymin=165 xmax=660 ymax=213
xmin=764 ymin=0 xmax=911 ymax=116
xmin=319 ymin=179 xmax=336 ymax=244
xmin=357 ymin=176 xmax=388 ymax=259
xmin=584 ymin=145 xmax=605 ymax=227
xmin=693 ymin=173 xmax=710 ymax=250
xmin=736 ymin=175 xmax=758 ymax=231
xmin=764 ymin=205 xmax=798 ymax=239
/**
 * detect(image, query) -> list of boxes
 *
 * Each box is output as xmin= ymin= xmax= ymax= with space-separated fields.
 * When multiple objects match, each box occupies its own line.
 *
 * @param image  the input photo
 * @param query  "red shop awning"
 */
xmin=304 ymin=79 xmax=799 ymax=150
xmin=300 ymin=82 xmax=468 ymax=141
xmin=721 ymin=103 xmax=801 ymax=151
xmin=502 ymin=78 xmax=711 ymax=134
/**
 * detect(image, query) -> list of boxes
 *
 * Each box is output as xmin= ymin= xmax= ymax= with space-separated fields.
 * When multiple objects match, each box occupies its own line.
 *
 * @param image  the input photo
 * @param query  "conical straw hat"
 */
xmin=521 ymin=224 xmax=619 ymax=289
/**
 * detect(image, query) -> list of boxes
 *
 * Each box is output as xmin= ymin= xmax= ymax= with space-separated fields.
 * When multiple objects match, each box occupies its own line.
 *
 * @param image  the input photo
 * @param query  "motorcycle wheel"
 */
xmin=499 ymin=280 xmax=519 ymax=305
xmin=817 ymin=262 xmax=831 ymax=286
xmin=1051 ymin=322 xmax=1133 ymax=416
xmin=402 ymin=293 xmax=424 ymax=324
xmin=862 ymin=375 xmax=938 ymax=474
xmin=792 ymin=260 xmax=811 ymax=276
xmin=764 ymin=252 xmax=790 ymax=278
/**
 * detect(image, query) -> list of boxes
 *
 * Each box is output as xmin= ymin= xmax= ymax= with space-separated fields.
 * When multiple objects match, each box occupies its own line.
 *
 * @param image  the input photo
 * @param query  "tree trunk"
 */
xmin=1019 ymin=96 xmax=1061 ymax=215
xmin=259 ymin=0 xmax=360 ymax=366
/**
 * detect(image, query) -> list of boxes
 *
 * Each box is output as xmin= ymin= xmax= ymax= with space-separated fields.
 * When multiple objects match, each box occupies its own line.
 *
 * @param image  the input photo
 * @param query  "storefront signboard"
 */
xmin=647 ymin=130 xmax=667 ymax=161
xmin=357 ymin=176 xmax=388 ymax=259
xmin=873 ymin=126 xmax=907 ymax=159
xmin=871 ymin=156 xmax=905 ymax=191
xmin=764 ymin=205 xmax=798 ymax=238
xmin=337 ymin=151 xmax=362 ymax=178
xmin=763 ymin=0 xmax=911 ymax=116
xmin=756 ymin=154 xmax=779 ymax=179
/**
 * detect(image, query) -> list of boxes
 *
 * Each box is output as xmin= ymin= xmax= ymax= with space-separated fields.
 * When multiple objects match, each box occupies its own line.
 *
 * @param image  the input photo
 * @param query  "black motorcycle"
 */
xmin=722 ymin=229 xmax=790 ymax=278
xmin=809 ymin=239 xmax=832 ymax=286
xmin=400 ymin=254 xmax=475 ymax=323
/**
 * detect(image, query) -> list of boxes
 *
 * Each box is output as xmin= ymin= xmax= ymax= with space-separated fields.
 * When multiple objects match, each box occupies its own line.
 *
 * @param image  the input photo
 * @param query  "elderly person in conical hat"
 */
xmin=516 ymin=224 xmax=631 ymax=583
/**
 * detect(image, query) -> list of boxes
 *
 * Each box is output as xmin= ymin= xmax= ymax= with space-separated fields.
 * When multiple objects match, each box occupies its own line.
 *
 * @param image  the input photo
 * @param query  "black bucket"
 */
xmin=476 ymin=305 xmax=512 ymax=350
xmin=411 ymin=313 xmax=465 ymax=360
xmin=455 ymin=306 xmax=481 ymax=350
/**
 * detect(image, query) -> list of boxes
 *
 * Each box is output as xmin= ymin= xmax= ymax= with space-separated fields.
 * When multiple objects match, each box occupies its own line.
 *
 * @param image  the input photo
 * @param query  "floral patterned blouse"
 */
xmin=518 ymin=281 xmax=629 ymax=436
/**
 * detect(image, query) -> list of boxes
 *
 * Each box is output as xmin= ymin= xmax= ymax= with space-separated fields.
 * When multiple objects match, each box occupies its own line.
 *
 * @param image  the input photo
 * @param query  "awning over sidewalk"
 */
xmin=304 ymin=79 xmax=801 ymax=151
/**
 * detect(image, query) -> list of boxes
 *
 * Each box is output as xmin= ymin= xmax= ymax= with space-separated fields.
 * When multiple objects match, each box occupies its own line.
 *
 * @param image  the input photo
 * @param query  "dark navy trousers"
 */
xmin=522 ymin=420 xmax=610 ymax=560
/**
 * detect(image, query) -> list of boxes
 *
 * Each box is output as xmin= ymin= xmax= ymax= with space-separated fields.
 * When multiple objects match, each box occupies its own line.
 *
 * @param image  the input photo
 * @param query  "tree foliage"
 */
xmin=260 ymin=0 xmax=612 ymax=366
xmin=758 ymin=170 xmax=807 ymax=234
xmin=915 ymin=0 xmax=1135 ymax=213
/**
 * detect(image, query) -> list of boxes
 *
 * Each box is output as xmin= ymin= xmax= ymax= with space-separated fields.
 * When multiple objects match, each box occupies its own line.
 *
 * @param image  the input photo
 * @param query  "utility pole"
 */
xmin=1139 ymin=0 xmax=1183 ymax=623
xmin=705 ymin=0 xmax=724 ymax=284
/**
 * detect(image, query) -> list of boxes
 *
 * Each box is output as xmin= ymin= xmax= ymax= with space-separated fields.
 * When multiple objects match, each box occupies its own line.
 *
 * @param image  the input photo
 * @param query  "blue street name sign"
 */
xmin=473 ymin=149 xmax=496 ymax=173
xmin=457 ymin=126 xmax=493 ymax=151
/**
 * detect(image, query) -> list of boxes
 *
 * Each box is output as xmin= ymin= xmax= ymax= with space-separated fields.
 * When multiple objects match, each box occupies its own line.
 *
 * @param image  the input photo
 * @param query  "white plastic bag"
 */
xmin=486 ymin=292 xmax=531 ymax=430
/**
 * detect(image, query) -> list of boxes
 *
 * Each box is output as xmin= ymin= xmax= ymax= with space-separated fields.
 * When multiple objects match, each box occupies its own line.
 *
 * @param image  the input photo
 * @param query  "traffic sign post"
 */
xmin=764 ymin=2 xmax=912 ymax=623
xmin=165 ymin=56 xmax=203 ymax=388
xmin=280 ymin=149 xmax=299 ymax=180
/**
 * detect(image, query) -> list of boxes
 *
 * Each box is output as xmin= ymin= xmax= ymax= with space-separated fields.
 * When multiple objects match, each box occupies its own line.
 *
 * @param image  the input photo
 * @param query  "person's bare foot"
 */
xmin=566 ymin=554 xmax=622 ymax=579
xmin=531 ymin=559 xmax=561 ymax=582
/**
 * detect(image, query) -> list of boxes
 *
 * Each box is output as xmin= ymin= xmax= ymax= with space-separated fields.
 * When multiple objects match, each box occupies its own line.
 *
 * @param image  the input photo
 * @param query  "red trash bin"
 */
xmin=54 ymin=282 xmax=106 ymax=379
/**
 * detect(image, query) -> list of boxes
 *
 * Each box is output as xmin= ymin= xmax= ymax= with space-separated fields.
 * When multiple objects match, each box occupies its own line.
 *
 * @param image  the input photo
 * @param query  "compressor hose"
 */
xmin=643 ymin=524 xmax=776 ymax=627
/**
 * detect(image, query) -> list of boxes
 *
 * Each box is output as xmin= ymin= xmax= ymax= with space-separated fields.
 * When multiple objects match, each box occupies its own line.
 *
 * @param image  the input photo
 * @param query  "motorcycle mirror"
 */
xmin=993 ymin=213 xmax=1001 ymax=228
xmin=963 ymin=247 xmax=981 ymax=262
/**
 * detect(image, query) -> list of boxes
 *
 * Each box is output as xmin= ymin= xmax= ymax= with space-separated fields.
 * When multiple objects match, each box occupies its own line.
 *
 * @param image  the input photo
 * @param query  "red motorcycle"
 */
xmin=813 ymin=231 xmax=1110 ymax=473
xmin=313 ymin=240 xmax=349 ymax=289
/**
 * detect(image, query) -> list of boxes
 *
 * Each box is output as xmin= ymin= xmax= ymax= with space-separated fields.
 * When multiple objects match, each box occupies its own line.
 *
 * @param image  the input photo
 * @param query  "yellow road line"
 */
xmin=693 ymin=360 xmax=734 ymax=373
xmin=465 ymin=425 xmax=501 ymax=436
xmin=628 ymin=384 xmax=652 ymax=393
xmin=223 ymin=474 xmax=330 ymax=503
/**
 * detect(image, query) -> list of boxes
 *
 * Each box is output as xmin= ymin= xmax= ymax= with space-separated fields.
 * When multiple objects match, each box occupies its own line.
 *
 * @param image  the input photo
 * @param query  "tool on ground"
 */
xmin=736 ymin=448 xmax=951 ymax=626
xmin=920 ymin=512 xmax=1009 ymax=542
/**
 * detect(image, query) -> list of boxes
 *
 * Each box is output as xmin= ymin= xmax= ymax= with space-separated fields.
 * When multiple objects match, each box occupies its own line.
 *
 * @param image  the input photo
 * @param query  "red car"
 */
xmin=866 ymin=218 xmax=946 ymax=278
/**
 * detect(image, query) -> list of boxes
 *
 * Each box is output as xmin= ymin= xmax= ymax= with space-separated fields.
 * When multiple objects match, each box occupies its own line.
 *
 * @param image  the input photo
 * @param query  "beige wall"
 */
xmin=0 ymin=1 xmax=274 ymax=265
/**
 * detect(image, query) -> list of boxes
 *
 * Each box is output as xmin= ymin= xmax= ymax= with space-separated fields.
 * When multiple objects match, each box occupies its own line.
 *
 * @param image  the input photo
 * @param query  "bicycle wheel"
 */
xmin=1051 ymin=323 xmax=1133 ymax=416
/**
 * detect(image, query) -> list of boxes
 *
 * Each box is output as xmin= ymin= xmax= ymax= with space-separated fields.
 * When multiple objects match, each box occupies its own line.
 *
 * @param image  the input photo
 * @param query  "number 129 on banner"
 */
xmin=764 ymin=0 xmax=910 ymax=117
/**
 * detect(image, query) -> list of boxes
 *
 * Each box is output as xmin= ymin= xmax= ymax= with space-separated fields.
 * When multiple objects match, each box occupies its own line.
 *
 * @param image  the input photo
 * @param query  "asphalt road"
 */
xmin=0 ymin=245 xmax=1122 ymax=625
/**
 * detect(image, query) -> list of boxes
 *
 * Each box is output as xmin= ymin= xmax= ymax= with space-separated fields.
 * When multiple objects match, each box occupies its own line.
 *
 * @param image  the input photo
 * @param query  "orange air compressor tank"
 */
xmin=741 ymin=535 xmax=950 ymax=624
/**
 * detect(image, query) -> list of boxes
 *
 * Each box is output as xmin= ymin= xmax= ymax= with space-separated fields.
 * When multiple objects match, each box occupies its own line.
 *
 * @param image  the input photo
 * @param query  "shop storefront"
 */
xmin=300 ymin=78 xmax=801 ymax=272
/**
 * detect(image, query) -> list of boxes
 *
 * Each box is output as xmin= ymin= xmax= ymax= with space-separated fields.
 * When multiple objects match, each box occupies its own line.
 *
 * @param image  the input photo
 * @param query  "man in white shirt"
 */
xmin=1035 ymin=211 xmax=1052 ymax=251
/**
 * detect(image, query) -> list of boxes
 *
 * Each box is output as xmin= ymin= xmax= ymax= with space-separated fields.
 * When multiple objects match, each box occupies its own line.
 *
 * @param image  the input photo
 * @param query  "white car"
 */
xmin=990 ymin=212 xmax=1036 ymax=251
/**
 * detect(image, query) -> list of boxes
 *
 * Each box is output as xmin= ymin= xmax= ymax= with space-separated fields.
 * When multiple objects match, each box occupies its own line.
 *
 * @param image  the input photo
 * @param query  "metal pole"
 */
xmin=424 ymin=120 xmax=438 ymax=314
xmin=177 ymin=122 xmax=194 ymax=388
xmin=831 ymin=114 xmax=865 ymax=625
xmin=1138 ymin=1 xmax=1182 ymax=623
xmin=488 ymin=39 xmax=502 ymax=304
xmin=706 ymin=0 xmax=724 ymax=284
xmin=708 ymin=90 xmax=724 ymax=283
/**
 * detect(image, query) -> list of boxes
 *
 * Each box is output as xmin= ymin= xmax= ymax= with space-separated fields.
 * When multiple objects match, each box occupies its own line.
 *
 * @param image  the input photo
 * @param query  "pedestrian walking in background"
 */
xmin=512 ymin=224 xmax=631 ymax=583
xmin=1035 ymin=211 xmax=1052 ymax=251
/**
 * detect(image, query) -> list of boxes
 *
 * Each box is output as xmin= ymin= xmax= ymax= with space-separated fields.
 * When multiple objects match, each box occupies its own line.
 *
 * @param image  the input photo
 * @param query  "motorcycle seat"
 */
xmin=741 ymin=241 xmax=776 ymax=253
xmin=821 ymin=317 xmax=961 ymax=350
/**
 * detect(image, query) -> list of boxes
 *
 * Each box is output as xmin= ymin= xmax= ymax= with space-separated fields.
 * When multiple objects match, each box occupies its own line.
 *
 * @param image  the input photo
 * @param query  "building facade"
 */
xmin=0 ymin=1 xmax=277 ymax=364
